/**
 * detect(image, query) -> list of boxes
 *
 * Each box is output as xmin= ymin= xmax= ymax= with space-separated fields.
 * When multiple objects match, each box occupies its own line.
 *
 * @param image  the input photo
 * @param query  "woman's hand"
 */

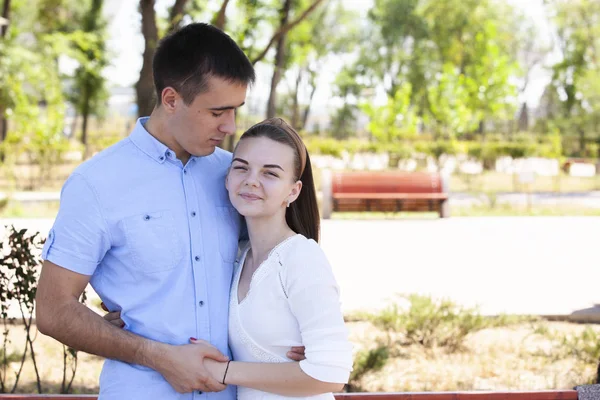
xmin=190 ymin=338 xmax=228 ymax=383
xmin=200 ymin=351 xmax=229 ymax=384
xmin=100 ymin=302 xmax=125 ymax=328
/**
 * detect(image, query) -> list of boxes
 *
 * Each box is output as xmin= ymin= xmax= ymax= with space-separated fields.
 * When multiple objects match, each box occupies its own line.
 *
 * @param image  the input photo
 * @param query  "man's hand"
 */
xmin=152 ymin=339 xmax=229 ymax=393
xmin=287 ymin=346 xmax=306 ymax=361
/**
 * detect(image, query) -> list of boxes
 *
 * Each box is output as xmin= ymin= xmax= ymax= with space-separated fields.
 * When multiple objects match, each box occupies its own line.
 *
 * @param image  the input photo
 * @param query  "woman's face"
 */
xmin=226 ymin=136 xmax=302 ymax=219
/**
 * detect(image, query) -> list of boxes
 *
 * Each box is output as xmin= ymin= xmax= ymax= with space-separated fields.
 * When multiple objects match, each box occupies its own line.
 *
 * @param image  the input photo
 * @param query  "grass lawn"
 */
xmin=0 ymin=319 xmax=596 ymax=394
xmin=2 ymin=200 xmax=600 ymax=220
xmin=349 ymin=320 xmax=597 ymax=392
xmin=330 ymin=204 xmax=600 ymax=219
xmin=450 ymin=172 xmax=600 ymax=193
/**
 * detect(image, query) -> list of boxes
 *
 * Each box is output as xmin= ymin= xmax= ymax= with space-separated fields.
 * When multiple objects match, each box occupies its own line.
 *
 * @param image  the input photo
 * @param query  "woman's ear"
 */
xmin=288 ymin=180 xmax=303 ymax=204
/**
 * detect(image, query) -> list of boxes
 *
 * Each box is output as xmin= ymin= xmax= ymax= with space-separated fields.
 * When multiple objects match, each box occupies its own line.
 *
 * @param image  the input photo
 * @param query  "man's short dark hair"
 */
xmin=153 ymin=23 xmax=255 ymax=105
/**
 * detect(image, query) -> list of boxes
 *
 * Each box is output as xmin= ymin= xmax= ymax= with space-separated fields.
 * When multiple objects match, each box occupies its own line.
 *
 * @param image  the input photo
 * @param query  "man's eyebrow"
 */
xmin=209 ymin=102 xmax=246 ymax=111
xmin=232 ymin=158 xmax=248 ymax=164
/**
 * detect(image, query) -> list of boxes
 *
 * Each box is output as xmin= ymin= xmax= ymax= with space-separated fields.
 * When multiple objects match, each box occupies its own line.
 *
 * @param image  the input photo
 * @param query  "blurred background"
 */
xmin=2 ymin=0 xmax=600 ymax=395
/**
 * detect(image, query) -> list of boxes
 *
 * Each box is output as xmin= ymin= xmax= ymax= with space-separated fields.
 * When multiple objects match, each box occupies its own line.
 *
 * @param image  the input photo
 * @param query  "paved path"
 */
xmin=2 ymin=217 xmax=598 ymax=316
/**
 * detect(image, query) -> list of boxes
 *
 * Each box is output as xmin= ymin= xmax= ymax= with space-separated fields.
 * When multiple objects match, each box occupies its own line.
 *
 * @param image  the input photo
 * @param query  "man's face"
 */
xmin=169 ymin=76 xmax=248 ymax=158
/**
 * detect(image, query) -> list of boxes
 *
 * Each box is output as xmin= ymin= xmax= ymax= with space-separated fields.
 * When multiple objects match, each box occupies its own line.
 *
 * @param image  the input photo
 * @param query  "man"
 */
xmin=35 ymin=23 xmax=302 ymax=399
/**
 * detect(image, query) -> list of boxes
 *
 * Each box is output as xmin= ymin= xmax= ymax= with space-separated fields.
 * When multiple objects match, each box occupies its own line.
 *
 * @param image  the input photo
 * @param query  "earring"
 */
xmin=286 ymin=200 xmax=291 ymax=208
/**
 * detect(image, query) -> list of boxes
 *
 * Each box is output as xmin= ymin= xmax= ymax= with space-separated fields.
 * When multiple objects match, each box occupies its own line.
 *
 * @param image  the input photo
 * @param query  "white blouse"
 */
xmin=229 ymin=234 xmax=353 ymax=400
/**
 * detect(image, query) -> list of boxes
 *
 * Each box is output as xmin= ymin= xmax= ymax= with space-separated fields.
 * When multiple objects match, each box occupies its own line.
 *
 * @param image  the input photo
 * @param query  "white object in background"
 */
xmin=460 ymin=161 xmax=483 ymax=175
xmin=569 ymin=163 xmax=596 ymax=177
xmin=519 ymin=170 xmax=536 ymax=184
xmin=495 ymin=156 xmax=514 ymax=174
xmin=398 ymin=159 xmax=417 ymax=172
xmin=366 ymin=153 xmax=387 ymax=170
xmin=321 ymin=169 xmax=333 ymax=219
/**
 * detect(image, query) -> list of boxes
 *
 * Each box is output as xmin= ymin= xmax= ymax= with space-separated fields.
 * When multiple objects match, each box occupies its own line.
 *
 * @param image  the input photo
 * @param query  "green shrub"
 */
xmin=368 ymin=294 xmax=489 ymax=352
xmin=346 ymin=346 xmax=390 ymax=392
xmin=534 ymin=325 xmax=600 ymax=365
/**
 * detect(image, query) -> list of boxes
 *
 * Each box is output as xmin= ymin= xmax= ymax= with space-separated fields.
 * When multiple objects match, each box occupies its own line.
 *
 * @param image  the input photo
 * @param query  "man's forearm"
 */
xmin=37 ymin=298 xmax=163 ymax=369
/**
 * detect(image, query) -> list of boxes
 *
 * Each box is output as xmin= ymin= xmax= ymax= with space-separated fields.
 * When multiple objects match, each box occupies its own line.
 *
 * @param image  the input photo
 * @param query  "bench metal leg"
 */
xmin=395 ymin=200 xmax=403 ymax=212
xmin=439 ymin=199 xmax=450 ymax=218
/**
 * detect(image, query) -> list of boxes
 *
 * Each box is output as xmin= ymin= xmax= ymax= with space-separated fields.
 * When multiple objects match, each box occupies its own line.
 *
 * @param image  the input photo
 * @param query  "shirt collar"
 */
xmin=128 ymin=117 xmax=176 ymax=164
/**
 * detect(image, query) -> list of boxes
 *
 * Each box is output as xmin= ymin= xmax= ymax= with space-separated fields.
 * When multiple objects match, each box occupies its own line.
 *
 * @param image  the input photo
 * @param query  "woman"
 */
xmin=203 ymin=117 xmax=352 ymax=399
xmin=106 ymin=118 xmax=352 ymax=398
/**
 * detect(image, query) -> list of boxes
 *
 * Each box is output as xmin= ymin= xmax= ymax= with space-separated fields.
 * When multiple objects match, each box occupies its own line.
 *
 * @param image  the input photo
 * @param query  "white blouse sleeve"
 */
xmin=280 ymin=238 xmax=353 ymax=384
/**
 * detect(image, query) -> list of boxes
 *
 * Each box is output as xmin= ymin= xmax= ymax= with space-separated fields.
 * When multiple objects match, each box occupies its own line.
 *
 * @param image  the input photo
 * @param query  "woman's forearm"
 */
xmin=214 ymin=360 xmax=345 ymax=396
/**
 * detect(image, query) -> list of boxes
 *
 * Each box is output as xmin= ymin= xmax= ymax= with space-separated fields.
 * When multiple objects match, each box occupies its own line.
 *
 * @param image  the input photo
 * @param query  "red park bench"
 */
xmin=0 ymin=390 xmax=580 ymax=399
xmin=321 ymin=171 xmax=450 ymax=219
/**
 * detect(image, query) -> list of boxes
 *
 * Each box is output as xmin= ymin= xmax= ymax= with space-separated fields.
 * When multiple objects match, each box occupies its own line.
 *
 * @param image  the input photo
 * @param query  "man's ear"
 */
xmin=161 ymin=87 xmax=180 ymax=112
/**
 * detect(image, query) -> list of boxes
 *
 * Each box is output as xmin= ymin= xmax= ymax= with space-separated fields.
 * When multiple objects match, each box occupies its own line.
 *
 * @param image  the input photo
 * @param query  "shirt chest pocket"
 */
xmin=122 ymin=210 xmax=184 ymax=273
xmin=216 ymin=206 xmax=240 ymax=263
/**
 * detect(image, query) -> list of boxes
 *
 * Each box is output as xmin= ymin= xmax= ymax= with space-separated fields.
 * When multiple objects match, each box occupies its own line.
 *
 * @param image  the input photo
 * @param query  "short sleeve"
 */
xmin=42 ymin=173 xmax=111 ymax=276
xmin=281 ymin=238 xmax=353 ymax=384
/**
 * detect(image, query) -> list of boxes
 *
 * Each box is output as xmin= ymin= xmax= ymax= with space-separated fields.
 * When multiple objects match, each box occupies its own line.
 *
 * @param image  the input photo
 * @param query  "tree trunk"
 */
xmin=166 ymin=0 xmax=189 ymax=34
xmin=81 ymin=81 xmax=90 ymax=151
xmin=0 ymin=0 xmax=10 ymax=38
xmin=579 ymin=127 xmax=586 ymax=157
xmin=0 ymin=0 xmax=11 ymax=147
xmin=212 ymin=0 xmax=230 ymax=30
xmin=0 ymin=110 xmax=6 ymax=142
xmin=290 ymin=69 xmax=302 ymax=128
xmin=251 ymin=0 xmax=325 ymax=65
xmin=136 ymin=0 xmax=158 ymax=117
xmin=80 ymin=0 xmax=102 ymax=154
xmin=302 ymin=80 xmax=317 ymax=131
xmin=266 ymin=0 xmax=292 ymax=119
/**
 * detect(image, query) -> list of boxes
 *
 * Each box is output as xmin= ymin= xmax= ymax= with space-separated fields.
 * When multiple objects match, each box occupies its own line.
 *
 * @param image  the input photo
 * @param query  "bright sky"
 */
xmin=101 ymin=0 xmax=556 ymax=113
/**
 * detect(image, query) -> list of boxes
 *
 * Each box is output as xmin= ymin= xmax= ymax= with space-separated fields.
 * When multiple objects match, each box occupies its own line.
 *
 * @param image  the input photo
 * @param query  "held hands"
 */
xmin=100 ymin=306 xmax=306 ymax=392
xmin=201 ymin=347 xmax=229 ymax=383
xmin=100 ymin=305 xmax=227 ymax=393
xmin=155 ymin=338 xmax=229 ymax=393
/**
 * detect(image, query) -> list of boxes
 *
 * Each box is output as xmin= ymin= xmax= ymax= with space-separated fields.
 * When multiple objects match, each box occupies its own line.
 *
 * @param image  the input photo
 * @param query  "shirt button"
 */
xmin=143 ymin=215 xmax=151 ymax=221
xmin=183 ymin=169 xmax=187 ymax=174
xmin=194 ymin=256 xmax=200 ymax=262
xmin=198 ymin=391 xmax=203 ymax=395
xmin=166 ymin=151 xmax=171 ymax=157
xmin=199 ymin=300 xmax=204 ymax=306
xmin=159 ymin=156 xmax=164 ymax=161
xmin=191 ymin=211 xmax=196 ymax=217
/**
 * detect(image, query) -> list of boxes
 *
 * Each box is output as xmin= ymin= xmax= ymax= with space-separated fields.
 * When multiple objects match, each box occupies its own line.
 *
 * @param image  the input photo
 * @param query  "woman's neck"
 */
xmin=245 ymin=215 xmax=295 ymax=266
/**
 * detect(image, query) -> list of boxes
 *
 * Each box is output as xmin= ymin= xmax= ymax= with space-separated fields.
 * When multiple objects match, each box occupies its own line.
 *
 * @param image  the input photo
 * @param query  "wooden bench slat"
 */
xmin=0 ymin=391 xmax=579 ymax=400
xmin=336 ymin=392 xmax=578 ymax=400
xmin=333 ymin=193 xmax=449 ymax=200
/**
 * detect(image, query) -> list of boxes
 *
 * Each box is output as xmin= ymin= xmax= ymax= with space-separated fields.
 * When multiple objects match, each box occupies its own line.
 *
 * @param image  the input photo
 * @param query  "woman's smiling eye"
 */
xmin=232 ymin=165 xmax=247 ymax=171
xmin=265 ymin=171 xmax=278 ymax=177
xmin=212 ymin=112 xmax=224 ymax=117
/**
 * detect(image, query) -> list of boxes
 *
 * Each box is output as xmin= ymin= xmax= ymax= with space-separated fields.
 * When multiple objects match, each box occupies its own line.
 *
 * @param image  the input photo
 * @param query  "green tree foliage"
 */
xmin=335 ymin=0 xmax=520 ymax=142
xmin=543 ymin=0 xmax=600 ymax=157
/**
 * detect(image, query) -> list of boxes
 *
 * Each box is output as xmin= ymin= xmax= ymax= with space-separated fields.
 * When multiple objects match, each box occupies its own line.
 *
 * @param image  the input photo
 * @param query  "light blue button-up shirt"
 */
xmin=42 ymin=117 xmax=240 ymax=400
